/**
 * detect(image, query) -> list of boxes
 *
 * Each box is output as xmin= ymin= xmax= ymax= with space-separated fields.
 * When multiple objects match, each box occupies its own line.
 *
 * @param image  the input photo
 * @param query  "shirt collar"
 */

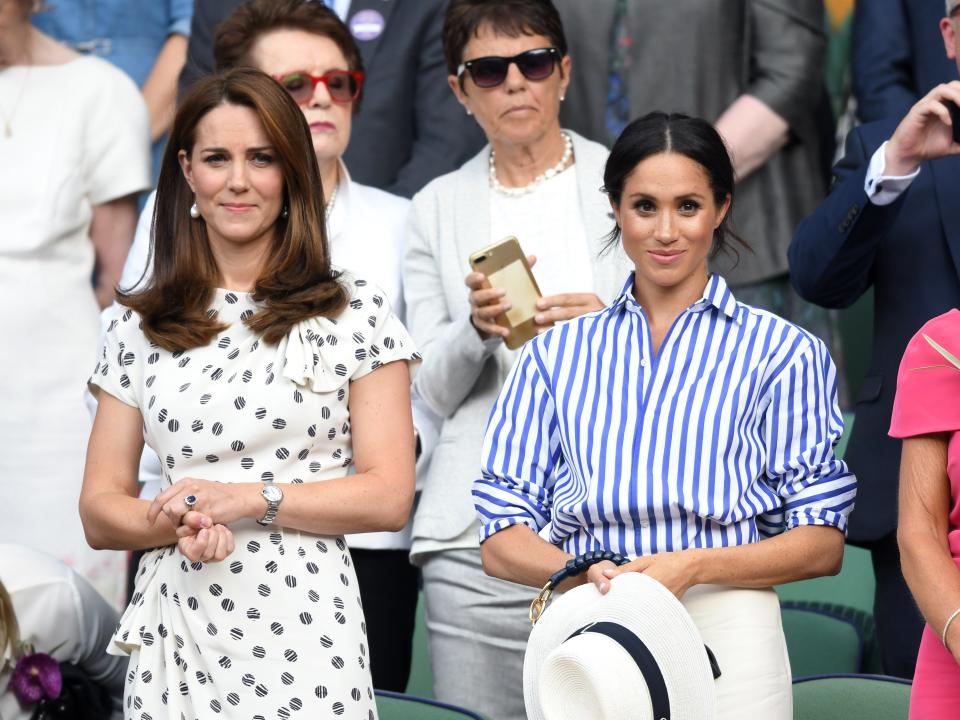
xmin=612 ymin=272 xmax=741 ymax=323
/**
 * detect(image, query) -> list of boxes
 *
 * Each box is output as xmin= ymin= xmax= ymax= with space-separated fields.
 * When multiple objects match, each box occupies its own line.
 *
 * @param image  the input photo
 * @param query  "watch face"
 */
xmin=262 ymin=485 xmax=283 ymax=503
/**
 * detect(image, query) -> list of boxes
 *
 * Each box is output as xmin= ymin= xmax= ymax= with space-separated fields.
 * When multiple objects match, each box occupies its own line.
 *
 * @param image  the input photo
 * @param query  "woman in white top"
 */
xmin=111 ymin=0 xmax=438 ymax=692
xmin=402 ymin=1 xmax=630 ymax=717
xmin=0 ymin=0 xmax=150 ymax=605
xmin=82 ymin=67 xmax=418 ymax=719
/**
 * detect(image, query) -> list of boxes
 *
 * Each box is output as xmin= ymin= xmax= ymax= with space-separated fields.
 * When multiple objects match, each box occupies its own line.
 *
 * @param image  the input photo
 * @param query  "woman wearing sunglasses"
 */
xmin=402 ymin=1 xmax=630 ymax=717
xmin=113 ymin=0 xmax=438 ymax=695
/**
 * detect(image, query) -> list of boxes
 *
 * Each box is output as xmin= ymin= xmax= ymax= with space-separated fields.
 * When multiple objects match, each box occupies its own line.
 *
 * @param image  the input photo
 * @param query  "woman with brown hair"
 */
xmin=113 ymin=0 xmax=436 ymax=691
xmin=80 ymin=67 xmax=418 ymax=719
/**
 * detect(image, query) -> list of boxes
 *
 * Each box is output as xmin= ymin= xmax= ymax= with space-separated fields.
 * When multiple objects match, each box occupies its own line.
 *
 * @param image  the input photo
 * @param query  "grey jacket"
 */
xmin=403 ymin=131 xmax=632 ymax=556
xmin=556 ymin=0 xmax=827 ymax=285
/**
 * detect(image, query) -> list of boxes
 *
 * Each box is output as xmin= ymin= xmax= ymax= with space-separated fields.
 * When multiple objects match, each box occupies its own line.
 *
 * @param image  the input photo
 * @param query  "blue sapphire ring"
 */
xmin=183 ymin=494 xmax=198 ymax=508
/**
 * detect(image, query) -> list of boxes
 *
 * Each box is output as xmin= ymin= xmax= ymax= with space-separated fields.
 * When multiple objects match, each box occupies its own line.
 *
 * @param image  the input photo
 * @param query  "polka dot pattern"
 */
xmin=90 ymin=275 xmax=417 ymax=719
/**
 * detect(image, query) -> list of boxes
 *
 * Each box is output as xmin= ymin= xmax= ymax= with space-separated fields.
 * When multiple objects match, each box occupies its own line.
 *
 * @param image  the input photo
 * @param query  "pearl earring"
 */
xmin=466 ymin=108 xmax=472 ymax=116
xmin=281 ymin=205 xmax=289 ymax=219
xmin=189 ymin=201 xmax=200 ymax=219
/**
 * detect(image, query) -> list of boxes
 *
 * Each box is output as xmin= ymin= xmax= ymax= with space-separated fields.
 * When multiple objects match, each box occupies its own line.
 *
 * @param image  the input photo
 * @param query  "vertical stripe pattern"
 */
xmin=473 ymin=274 xmax=856 ymax=557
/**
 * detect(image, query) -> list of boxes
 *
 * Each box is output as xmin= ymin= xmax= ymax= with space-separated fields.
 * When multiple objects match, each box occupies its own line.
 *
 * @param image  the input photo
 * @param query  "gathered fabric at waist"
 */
xmin=113 ymin=523 xmax=357 ymax=657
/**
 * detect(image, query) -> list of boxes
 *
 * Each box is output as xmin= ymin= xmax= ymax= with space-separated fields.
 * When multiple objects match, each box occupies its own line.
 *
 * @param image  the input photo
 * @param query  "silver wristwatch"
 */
xmin=257 ymin=483 xmax=284 ymax=526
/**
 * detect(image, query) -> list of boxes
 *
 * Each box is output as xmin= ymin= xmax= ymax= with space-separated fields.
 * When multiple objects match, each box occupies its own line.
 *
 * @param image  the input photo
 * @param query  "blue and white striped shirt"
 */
xmin=473 ymin=274 xmax=856 ymax=557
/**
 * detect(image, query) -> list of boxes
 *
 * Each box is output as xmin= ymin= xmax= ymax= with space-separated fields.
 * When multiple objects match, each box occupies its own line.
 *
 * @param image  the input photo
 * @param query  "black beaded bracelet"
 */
xmin=529 ymin=550 xmax=630 ymax=625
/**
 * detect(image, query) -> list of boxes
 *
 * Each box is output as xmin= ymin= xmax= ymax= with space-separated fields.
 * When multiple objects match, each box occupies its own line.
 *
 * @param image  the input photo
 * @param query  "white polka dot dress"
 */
xmin=89 ymin=274 xmax=419 ymax=720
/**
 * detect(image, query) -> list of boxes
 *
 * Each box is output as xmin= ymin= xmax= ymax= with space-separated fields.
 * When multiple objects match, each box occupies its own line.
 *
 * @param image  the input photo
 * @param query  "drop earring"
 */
xmin=281 ymin=205 xmax=289 ymax=219
xmin=189 ymin=199 xmax=200 ymax=219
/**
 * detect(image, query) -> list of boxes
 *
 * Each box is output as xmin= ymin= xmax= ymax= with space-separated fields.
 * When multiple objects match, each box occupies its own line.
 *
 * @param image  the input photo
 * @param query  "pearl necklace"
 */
xmin=489 ymin=132 xmax=573 ymax=197
xmin=324 ymin=182 xmax=339 ymax=215
xmin=0 ymin=57 xmax=32 ymax=139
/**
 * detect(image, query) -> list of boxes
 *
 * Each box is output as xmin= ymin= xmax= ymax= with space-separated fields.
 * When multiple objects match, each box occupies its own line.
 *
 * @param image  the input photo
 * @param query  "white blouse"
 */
xmin=489 ymin=165 xmax=595 ymax=298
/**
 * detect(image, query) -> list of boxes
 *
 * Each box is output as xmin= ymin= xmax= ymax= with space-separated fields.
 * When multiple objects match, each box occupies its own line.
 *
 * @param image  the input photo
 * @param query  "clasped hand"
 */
xmin=147 ymin=477 xmax=245 ymax=563
xmin=585 ymin=550 xmax=699 ymax=599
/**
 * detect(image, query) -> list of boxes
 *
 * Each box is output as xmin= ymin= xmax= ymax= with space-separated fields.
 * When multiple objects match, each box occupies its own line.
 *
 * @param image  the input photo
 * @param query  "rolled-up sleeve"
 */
xmin=759 ymin=336 xmax=857 ymax=536
xmin=473 ymin=344 xmax=563 ymax=542
xmin=747 ymin=0 xmax=826 ymax=131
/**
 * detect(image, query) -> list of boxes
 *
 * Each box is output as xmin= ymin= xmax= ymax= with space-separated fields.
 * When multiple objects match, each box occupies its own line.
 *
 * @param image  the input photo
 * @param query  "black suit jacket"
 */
xmin=789 ymin=120 xmax=960 ymax=542
xmin=179 ymin=0 xmax=485 ymax=198
xmin=852 ymin=0 xmax=956 ymax=123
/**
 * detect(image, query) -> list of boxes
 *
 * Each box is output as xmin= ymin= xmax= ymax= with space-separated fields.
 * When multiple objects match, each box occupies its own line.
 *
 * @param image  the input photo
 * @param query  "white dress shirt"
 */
xmin=863 ymin=141 xmax=923 ymax=206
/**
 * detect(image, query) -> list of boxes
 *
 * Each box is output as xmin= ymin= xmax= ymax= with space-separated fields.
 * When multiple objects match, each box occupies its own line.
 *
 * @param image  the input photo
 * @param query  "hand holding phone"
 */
xmin=947 ymin=100 xmax=960 ymax=145
xmin=468 ymin=237 xmax=542 ymax=350
xmin=886 ymin=82 xmax=960 ymax=175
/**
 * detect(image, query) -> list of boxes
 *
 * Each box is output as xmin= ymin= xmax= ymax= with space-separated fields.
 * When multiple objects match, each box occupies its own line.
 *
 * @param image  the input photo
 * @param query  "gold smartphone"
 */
xmin=469 ymin=236 xmax=542 ymax=350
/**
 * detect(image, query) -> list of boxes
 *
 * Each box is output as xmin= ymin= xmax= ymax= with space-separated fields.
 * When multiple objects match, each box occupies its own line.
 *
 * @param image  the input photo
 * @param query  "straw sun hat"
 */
xmin=523 ymin=572 xmax=719 ymax=720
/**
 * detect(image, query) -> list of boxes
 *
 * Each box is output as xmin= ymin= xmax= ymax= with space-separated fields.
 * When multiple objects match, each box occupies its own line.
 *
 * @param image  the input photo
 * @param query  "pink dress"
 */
xmin=890 ymin=309 xmax=960 ymax=718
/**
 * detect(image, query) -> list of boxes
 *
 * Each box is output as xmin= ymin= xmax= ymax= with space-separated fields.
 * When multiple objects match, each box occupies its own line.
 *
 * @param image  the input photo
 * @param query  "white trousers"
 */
xmin=682 ymin=584 xmax=793 ymax=720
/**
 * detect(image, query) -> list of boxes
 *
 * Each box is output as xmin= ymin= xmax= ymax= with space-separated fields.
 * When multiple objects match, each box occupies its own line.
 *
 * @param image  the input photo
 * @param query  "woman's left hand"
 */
xmin=602 ymin=551 xmax=701 ymax=599
xmin=534 ymin=293 xmax=605 ymax=328
xmin=147 ymin=477 xmax=255 ymax=528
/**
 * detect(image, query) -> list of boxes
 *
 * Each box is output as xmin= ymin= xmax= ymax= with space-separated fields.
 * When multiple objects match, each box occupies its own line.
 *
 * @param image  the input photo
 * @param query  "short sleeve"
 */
xmin=890 ymin=310 xmax=960 ymax=439
xmin=82 ymin=59 xmax=151 ymax=206
xmin=277 ymin=274 xmax=420 ymax=392
xmin=746 ymin=0 xmax=825 ymax=131
xmin=169 ymin=0 xmax=193 ymax=37
xmin=88 ymin=306 xmax=144 ymax=408
xmin=348 ymin=277 xmax=421 ymax=381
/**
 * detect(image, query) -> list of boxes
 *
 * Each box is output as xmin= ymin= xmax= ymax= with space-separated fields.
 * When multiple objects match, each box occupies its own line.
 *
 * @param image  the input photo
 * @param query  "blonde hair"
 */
xmin=0 ymin=580 xmax=20 ymax=659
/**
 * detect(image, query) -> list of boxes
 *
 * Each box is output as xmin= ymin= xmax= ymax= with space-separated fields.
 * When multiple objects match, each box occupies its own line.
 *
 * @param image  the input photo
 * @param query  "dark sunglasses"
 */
xmin=457 ymin=47 xmax=560 ymax=89
xmin=273 ymin=69 xmax=364 ymax=106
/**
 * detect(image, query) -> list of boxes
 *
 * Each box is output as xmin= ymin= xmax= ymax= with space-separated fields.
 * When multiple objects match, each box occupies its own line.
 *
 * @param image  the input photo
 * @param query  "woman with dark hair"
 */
xmin=474 ymin=112 xmax=857 ymax=718
xmin=80 ymin=67 xmax=418 ymax=719
xmin=403 ymin=0 xmax=630 ymax=716
xmin=112 ymin=0 xmax=437 ymax=690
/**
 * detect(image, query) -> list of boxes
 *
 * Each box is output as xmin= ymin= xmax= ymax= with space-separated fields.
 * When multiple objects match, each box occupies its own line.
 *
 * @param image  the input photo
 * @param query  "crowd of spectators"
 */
xmin=1 ymin=0 xmax=960 ymax=718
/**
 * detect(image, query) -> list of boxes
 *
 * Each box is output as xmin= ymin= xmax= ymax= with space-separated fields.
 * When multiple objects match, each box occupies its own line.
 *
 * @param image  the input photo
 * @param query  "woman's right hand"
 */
xmin=464 ymin=254 xmax=537 ymax=340
xmin=586 ymin=560 xmax=618 ymax=594
xmin=175 ymin=511 xmax=235 ymax=563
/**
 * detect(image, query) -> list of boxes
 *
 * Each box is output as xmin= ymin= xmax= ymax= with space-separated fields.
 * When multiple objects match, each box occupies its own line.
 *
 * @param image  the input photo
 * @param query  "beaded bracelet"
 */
xmin=942 ymin=607 xmax=960 ymax=653
xmin=529 ymin=550 xmax=630 ymax=625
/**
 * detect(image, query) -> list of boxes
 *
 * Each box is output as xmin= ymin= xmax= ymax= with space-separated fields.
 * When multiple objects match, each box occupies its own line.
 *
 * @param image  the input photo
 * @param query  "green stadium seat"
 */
xmin=376 ymin=690 xmax=486 ymax=719
xmin=793 ymin=674 xmax=911 ymax=720
xmin=405 ymin=592 xmax=434 ymax=697
xmin=781 ymin=601 xmax=877 ymax=677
